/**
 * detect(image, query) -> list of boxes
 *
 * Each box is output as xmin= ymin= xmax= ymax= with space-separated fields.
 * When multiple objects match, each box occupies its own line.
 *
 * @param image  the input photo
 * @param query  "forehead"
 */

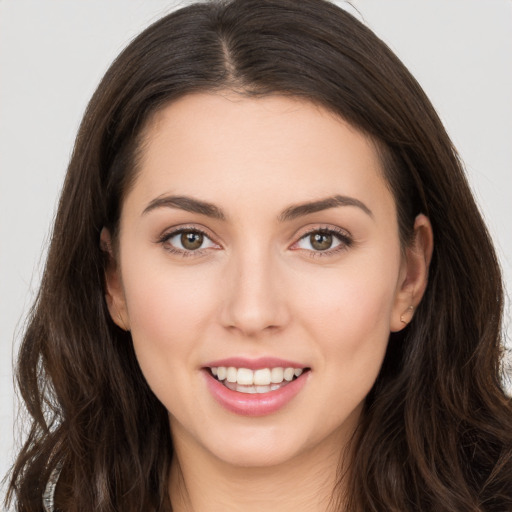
xmin=127 ymin=92 xmax=394 ymax=219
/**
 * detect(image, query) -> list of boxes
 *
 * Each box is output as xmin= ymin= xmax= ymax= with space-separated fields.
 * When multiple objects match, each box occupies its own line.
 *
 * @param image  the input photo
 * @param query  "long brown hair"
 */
xmin=6 ymin=1 xmax=511 ymax=510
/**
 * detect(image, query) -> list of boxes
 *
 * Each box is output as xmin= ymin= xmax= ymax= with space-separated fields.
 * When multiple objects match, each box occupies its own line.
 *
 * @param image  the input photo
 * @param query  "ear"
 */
xmin=100 ymin=227 xmax=130 ymax=331
xmin=390 ymin=214 xmax=433 ymax=332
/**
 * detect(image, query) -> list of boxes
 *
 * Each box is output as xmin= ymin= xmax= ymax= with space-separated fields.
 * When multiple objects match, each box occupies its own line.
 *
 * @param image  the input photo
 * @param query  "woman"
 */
xmin=6 ymin=0 xmax=512 ymax=510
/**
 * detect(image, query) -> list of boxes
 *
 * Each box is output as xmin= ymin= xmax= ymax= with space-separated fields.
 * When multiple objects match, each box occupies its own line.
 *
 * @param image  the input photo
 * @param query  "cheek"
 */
xmin=120 ymin=251 xmax=219 ymax=377
xmin=309 ymin=284 xmax=394 ymax=380
xmin=127 ymin=270 xmax=214 ymax=336
xmin=295 ymin=268 xmax=397 ymax=427
xmin=301 ymin=261 xmax=398 ymax=337
xmin=297 ymin=252 xmax=400 ymax=375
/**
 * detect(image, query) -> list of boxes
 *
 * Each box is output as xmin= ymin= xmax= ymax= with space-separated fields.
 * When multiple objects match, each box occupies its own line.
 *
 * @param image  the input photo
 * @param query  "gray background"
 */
xmin=1 ymin=0 xmax=511 ymax=502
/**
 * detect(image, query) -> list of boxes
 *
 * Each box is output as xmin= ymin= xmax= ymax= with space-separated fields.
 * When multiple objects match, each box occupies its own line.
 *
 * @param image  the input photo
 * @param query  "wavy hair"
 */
xmin=6 ymin=0 xmax=512 ymax=510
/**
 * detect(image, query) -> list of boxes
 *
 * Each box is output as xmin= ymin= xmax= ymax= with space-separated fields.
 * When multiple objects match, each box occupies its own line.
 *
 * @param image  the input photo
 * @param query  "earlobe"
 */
xmin=400 ymin=305 xmax=415 ymax=326
xmin=390 ymin=214 xmax=433 ymax=332
xmin=100 ymin=227 xmax=130 ymax=332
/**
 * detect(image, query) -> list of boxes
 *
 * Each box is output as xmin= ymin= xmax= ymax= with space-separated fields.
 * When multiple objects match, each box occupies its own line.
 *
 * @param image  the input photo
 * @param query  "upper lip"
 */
xmin=203 ymin=357 xmax=308 ymax=370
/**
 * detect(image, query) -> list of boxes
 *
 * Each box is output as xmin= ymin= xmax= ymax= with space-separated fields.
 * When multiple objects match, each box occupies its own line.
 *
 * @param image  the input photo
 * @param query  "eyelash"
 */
xmin=157 ymin=226 xmax=219 ymax=257
xmin=291 ymin=226 xmax=353 ymax=258
xmin=156 ymin=225 xmax=353 ymax=258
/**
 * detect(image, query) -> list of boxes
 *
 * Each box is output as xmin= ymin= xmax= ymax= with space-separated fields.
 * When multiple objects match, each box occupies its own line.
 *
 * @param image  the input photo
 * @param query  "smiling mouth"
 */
xmin=208 ymin=366 xmax=310 ymax=394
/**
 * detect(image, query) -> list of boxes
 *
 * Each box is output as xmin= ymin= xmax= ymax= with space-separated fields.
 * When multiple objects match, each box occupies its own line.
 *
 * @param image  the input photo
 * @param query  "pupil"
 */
xmin=181 ymin=231 xmax=203 ymax=250
xmin=310 ymin=232 xmax=332 ymax=251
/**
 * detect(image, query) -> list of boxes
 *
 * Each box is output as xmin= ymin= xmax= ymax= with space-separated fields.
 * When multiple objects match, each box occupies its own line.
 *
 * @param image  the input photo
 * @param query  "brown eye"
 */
xmin=294 ymin=228 xmax=349 ymax=254
xmin=180 ymin=231 xmax=204 ymax=250
xmin=309 ymin=232 xmax=333 ymax=251
xmin=163 ymin=228 xmax=218 ymax=254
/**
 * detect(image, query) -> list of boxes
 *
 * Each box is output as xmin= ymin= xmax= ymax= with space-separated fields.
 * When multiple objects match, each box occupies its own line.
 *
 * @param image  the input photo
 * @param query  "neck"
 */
xmin=169 ymin=427 xmax=353 ymax=512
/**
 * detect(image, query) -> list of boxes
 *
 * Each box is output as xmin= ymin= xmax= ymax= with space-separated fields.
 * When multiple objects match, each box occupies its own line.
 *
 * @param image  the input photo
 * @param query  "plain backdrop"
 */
xmin=1 ymin=0 xmax=511 ymax=502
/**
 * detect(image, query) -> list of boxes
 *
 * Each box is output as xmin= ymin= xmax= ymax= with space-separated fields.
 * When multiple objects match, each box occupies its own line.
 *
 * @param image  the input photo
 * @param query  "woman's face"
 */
xmin=106 ymin=93 xmax=429 ymax=468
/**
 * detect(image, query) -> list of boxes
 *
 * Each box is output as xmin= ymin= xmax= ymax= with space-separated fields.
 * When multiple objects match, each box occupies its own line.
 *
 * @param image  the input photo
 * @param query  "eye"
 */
xmin=160 ymin=228 xmax=219 ymax=253
xmin=293 ymin=228 xmax=352 ymax=254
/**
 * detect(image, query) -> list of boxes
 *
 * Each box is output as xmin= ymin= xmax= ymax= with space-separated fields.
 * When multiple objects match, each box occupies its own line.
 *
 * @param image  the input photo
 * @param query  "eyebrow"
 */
xmin=142 ymin=195 xmax=226 ymax=220
xmin=142 ymin=193 xmax=373 ymax=221
xmin=278 ymin=195 xmax=373 ymax=221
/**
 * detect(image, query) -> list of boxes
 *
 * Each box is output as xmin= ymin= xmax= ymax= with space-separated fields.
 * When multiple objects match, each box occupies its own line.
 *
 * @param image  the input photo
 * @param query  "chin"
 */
xmin=203 ymin=423 xmax=310 ymax=468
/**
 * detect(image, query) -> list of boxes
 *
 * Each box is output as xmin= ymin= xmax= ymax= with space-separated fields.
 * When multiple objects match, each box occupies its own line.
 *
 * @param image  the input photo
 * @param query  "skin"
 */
xmin=103 ymin=92 xmax=433 ymax=511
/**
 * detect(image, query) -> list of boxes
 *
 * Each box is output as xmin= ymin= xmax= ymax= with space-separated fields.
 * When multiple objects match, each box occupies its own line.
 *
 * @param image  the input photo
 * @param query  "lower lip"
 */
xmin=203 ymin=370 xmax=309 ymax=417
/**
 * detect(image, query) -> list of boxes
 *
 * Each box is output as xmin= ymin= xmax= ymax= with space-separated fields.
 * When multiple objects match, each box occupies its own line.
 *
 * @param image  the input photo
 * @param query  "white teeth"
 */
xmin=210 ymin=365 xmax=306 ymax=389
xmin=236 ymin=368 xmax=254 ymax=385
xmin=226 ymin=367 xmax=237 ymax=383
xmin=254 ymin=368 xmax=271 ymax=386
xmin=270 ymin=367 xmax=284 ymax=383
xmin=223 ymin=381 xmax=286 ymax=394
xmin=283 ymin=367 xmax=295 ymax=381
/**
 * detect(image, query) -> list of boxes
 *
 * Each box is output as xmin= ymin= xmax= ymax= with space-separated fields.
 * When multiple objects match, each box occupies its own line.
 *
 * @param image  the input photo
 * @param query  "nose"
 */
xmin=220 ymin=246 xmax=290 ymax=337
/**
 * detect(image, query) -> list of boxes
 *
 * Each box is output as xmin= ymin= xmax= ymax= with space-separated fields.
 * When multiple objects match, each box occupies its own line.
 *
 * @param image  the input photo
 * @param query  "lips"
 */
xmin=202 ymin=357 xmax=310 ymax=416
